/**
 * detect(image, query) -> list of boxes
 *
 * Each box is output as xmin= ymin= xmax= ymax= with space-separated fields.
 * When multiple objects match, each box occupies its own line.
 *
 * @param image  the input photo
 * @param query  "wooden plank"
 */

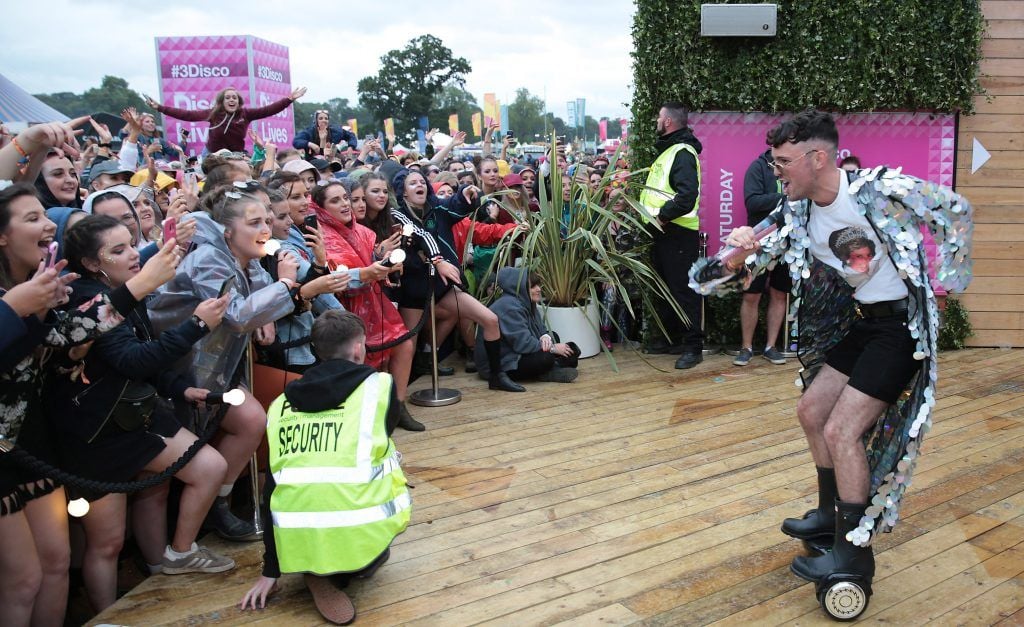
xmin=972 ymin=224 xmax=1024 ymax=242
xmin=957 ymin=167 xmax=1024 ymax=187
xmin=982 ymin=1 xmax=1024 ymax=21
xmin=981 ymin=37 xmax=1024 ymax=58
xmin=959 ymin=114 xmax=1024 ymax=132
xmin=955 ymin=186 xmax=1024 ymax=205
xmin=957 ymin=132 xmax=1024 ymax=152
xmin=981 ymin=59 xmax=1024 ymax=78
xmin=957 ymin=149 xmax=1024 ymax=170
xmin=967 ymin=329 xmax=1024 ymax=347
xmin=960 ymin=293 xmax=1024 ymax=311
xmin=972 ymin=241 xmax=1024 ymax=259
xmin=971 ymin=311 xmax=1024 ymax=330
xmin=970 ymin=207 xmax=1024 ymax=223
xmin=987 ymin=20 xmax=1024 ymax=39
xmin=970 ymin=95 xmax=1024 ymax=114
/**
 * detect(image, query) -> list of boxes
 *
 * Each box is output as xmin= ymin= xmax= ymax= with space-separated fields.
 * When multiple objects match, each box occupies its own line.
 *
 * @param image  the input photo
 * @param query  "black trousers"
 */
xmin=509 ymin=340 xmax=580 ymax=380
xmin=650 ymin=224 xmax=703 ymax=351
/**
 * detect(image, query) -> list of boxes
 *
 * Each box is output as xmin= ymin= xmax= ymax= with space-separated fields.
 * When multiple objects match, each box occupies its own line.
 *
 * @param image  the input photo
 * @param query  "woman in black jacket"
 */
xmin=56 ymin=215 xmax=235 ymax=612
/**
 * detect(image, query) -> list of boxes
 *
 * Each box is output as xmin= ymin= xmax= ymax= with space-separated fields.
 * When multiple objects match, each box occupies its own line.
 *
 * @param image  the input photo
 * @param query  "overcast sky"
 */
xmin=2 ymin=0 xmax=635 ymax=120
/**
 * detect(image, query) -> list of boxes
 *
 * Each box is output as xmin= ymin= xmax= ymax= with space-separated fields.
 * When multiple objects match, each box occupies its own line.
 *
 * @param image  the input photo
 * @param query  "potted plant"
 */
xmin=486 ymin=142 xmax=687 ymax=360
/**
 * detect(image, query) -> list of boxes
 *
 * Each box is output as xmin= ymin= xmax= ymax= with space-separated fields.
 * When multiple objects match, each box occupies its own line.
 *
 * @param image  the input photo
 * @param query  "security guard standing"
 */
xmin=640 ymin=102 xmax=705 ymax=368
xmin=241 ymin=311 xmax=409 ymax=625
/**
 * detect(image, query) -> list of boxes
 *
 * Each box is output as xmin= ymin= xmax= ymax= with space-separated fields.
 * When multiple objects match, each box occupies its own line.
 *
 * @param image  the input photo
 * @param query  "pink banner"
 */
xmin=598 ymin=119 xmax=608 ymax=142
xmin=687 ymin=112 xmax=957 ymax=256
xmin=155 ymin=35 xmax=293 ymax=156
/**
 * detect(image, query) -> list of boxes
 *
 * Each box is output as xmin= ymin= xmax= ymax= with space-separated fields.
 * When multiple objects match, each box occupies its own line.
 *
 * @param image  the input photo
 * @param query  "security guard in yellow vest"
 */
xmin=641 ymin=102 xmax=706 ymax=369
xmin=241 ymin=311 xmax=408 ymax=625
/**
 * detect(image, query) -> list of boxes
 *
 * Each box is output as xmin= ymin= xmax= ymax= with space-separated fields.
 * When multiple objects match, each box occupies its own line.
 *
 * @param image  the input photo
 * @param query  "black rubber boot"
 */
xmin=205 ymin=495 xmax=260 ymax=542
xmin=484 ymin=339 xmax=525 ymax=392
xmin=397 ymin=401 xmax=425 ymax=432
xmin=791 ymin=499 xmax=875 ymax=583
xmin=782 ymin=466 xmax=837 ymax=541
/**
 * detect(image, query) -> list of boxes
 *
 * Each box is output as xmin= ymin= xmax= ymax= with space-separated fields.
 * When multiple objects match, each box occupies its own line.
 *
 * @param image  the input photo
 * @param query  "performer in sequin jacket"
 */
xmin=690 ymin=110 xmax=972 ymax=589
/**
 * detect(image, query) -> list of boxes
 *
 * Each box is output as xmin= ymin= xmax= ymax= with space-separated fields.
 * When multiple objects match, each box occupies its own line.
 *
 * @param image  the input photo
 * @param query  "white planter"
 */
xmin=541 ymin=301 xmax=602 ymax=358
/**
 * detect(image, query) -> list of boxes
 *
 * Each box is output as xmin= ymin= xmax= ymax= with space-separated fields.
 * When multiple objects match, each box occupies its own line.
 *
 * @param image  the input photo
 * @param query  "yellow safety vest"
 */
xmin=640 ymin=142 xmax=701 ymax=230
xmin=266 ymin=372 xmax=410 ymax=574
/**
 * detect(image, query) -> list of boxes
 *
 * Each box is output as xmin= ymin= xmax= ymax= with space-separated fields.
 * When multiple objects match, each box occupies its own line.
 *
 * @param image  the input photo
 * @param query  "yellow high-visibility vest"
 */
xmin=640 ymin=142 xmax=701 ymax=230
xmin=267 ymin=372 xmax=410 ymax=574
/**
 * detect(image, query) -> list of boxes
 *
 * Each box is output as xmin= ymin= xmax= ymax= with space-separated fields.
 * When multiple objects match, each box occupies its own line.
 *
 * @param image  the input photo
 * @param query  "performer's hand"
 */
xmin=240 ymin=576 xmax=278 ymax=610
xmin=725 ymin=226 xmax=758 ymax=250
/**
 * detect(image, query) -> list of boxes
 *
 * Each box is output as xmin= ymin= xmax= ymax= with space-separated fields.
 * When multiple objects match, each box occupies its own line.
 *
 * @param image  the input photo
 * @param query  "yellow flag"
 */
xmin=471 ymin=112 xmax=482 ymax=137
xmin=383 ymin=117 xmax=394 ymax=137
xmin=347 ymin=118 xmax=358 ymax=137
xmin=483 ymin=93 xmax=497 ymax=128
xmin=448 ymin=113 xmax=459 ymax=134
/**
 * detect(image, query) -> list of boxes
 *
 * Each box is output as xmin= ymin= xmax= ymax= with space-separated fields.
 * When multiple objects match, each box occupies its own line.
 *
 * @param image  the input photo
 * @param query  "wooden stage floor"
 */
xmin=93 ymin=347 xmax=1024 ymax=626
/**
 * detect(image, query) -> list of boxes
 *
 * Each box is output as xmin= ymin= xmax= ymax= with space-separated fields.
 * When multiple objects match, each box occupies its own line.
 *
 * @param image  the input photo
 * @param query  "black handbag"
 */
xmin=109 ymin=380 xmax=158 ymax=431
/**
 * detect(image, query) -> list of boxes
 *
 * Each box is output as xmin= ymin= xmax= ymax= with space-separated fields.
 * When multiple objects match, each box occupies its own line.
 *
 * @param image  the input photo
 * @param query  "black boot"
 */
xmin=484 ymin=339 xmax=525 ymax=392
xmin=205 ymin=495 xmax=260 ymax=542
xmin=782 ymin=466 xmax=837 ymax=542
xmin=397 ymin=401 xmax=425 ymax=432
xmin=790 ymin=499 xmax=875 ymax=583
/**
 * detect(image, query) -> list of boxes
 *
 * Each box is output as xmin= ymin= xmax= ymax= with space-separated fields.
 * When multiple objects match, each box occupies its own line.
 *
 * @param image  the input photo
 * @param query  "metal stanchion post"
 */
xmin=410 ymin=264 xmax=462 ymax=407
xmin=245 ymin=343 xmax=263 ymax=539
xmin=699 ymin=232 xmax=721 ymax=356
xmin=778 ymin=291 xmax=798 ymax=358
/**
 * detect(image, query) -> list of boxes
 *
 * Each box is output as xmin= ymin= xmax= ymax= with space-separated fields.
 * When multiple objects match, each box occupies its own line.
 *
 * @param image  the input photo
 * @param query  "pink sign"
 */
xmin=688 ymin=112 xmax=957 ymax=256
xmin=155 ymin=35 xmax=293 ymax=156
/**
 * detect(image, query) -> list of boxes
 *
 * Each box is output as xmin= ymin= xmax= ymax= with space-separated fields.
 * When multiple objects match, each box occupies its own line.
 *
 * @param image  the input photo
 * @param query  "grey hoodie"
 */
xmin=475 ymin=267 xmax=549 ymax=378
xmin=147 ymin=211 xmax=295 ymax=392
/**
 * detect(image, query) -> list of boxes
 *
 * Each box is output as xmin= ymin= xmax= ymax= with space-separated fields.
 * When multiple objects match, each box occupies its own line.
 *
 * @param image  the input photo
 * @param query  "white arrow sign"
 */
xmin=971 ymin=137 xmax=991 ymax=174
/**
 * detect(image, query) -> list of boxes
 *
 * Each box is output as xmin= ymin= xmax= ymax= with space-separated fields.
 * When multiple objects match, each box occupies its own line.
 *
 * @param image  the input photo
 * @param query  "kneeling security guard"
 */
xmin=241 ymin=310 xmax=408 ymax=625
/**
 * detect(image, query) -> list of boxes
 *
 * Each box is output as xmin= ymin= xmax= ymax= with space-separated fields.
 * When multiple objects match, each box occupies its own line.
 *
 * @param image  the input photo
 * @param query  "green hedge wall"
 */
xmin=630 ymin=0 xmax=985 ymax=166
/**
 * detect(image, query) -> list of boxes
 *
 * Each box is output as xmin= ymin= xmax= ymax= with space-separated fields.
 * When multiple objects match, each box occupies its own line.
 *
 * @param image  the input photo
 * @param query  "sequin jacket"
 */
xmin=690 ymin=166 xmax=973 ymax=545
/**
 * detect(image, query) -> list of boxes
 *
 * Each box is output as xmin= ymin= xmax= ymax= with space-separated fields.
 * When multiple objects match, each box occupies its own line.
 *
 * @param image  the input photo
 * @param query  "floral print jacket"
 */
xmin=0 ymin=285 xmax=136 ymax=445
xmin=690 ymin=166 xmax=973 ymax=545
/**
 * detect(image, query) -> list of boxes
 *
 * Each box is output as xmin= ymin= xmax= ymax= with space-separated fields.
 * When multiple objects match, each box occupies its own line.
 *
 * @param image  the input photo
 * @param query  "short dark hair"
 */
xmin=766 ymin=109 xmax=839 ymax=150
xmin=660 ymin=102 xmax=689 ymax=128
xmin=840 ymin=155 xmax=861 ymax=168
xmin=311 ymin=310 xmax=366 ymax=361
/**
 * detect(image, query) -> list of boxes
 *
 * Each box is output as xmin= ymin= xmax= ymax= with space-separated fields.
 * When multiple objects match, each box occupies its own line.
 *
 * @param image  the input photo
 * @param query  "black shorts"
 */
xmin=745 ymin=264 xmax=792 ymax=295
xmin=825 ymin=314 xmax=921 ymax=404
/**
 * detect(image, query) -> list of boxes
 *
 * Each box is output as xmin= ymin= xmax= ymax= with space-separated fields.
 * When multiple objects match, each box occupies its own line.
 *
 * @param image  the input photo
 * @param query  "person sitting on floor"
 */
xmin=474 ymin=268 xmax=581 ymax=388
xmin=240 ymin=310 xmax=410 ymax=625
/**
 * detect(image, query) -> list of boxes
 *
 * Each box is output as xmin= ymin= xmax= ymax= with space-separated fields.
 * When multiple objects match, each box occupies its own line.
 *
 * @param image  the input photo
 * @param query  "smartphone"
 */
xmin=218 ymin=275 xmax=237 ymax=298
xmin=183 ymin=169 xmax=198 ymax=190
xmin=302 ymin=214 xmax=319 ymax=235
xmin=44 ymin=241 xmax=59 ymax=269
xmin=162 ymin=217 xmax=177 ymax=244
xmin=506 ymin=130 xmax=515 ymax=139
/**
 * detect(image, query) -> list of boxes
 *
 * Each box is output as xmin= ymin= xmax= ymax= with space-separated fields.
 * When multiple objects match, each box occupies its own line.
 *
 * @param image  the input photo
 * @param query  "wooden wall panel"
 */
xmin=959 ymin=2 xmax=1024 ymax=347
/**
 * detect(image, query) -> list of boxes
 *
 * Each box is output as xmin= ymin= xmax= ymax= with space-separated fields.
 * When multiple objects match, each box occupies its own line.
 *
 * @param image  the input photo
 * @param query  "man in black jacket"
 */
xmin=642 ymin=102 xmax=704 ymax=368
xmin=735 ymin=149 xmax=791 ymax=366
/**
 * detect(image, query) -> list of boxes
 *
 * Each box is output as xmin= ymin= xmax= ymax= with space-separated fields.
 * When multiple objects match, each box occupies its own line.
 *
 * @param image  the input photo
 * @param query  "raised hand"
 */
xmin=289 ymin=86 xmax=307 ymax=101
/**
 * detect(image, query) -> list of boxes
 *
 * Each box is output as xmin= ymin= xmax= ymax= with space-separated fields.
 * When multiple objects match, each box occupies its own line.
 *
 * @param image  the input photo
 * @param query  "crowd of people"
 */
xmin=0 ymin=85 xmax=641 ymax=625
xmin=0 ymin=86 xmax=973 ymax=624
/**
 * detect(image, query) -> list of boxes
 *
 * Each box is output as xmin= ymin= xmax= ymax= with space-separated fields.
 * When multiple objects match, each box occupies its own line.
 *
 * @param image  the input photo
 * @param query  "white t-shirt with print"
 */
xmin=807 ymin=169 xmax=908 ymax=304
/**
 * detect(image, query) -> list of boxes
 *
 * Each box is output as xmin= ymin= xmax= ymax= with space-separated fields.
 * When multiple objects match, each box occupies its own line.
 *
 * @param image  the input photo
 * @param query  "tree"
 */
xmin=506 ymin=88 xmax=547 ymax=139
xmin=36 ymin=75 xmax=146 ymax=118
xmin=427 ymin=83 xmax=481 ymax=136
xmin=357 ymin=35 xmax=471 ymax=132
